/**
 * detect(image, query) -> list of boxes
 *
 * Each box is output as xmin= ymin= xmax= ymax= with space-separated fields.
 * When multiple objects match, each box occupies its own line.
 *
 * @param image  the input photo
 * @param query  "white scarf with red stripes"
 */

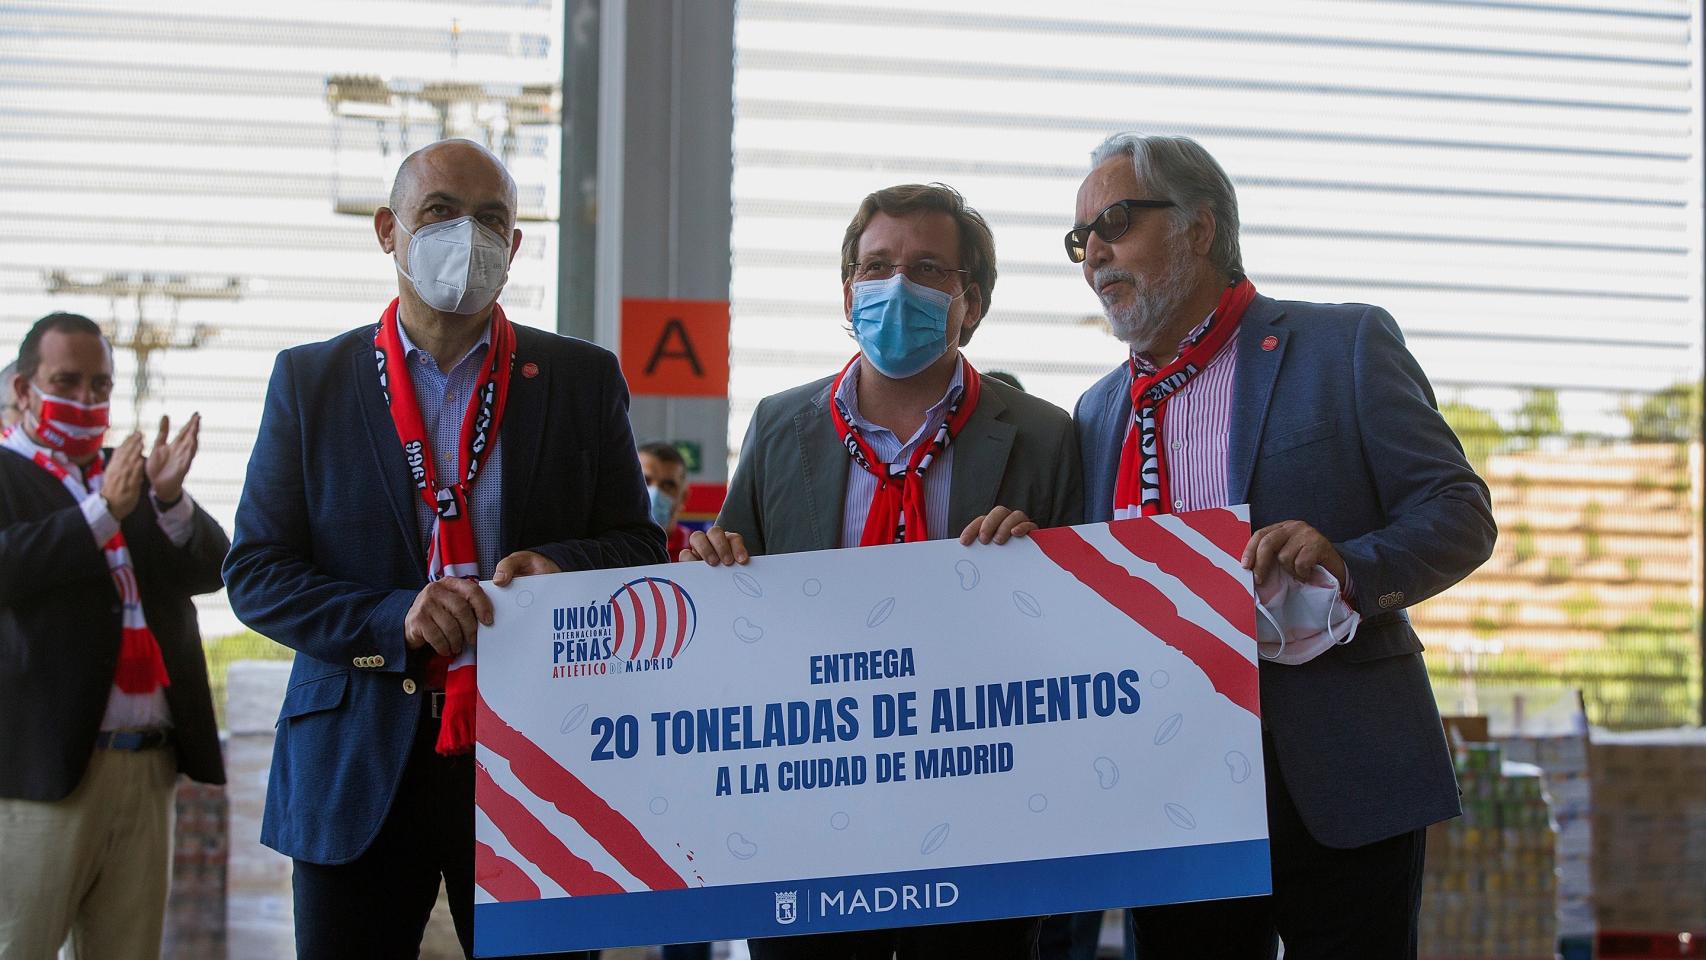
xmin=2 ymin=425 xmax=171 ymax=694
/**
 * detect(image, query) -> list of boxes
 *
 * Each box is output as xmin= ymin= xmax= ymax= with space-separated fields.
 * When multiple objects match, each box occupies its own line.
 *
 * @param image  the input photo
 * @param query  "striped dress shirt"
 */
xmin=1129 ymin=312 xmax=1237 ymax=513
xmin=1129 ymin=313 xmax=1358 ymax=602
xmin=395 ymin=320 xmax=505 ymax=579
xmin=835 ymin=358 xmax=962 ymax=549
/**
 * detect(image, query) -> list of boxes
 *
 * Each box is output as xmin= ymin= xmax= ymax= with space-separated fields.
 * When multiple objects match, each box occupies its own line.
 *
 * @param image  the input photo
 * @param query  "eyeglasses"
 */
xmin=1064 ymin=198 xmax=1176 ymax=264
xmin=846 ymin=259 xmax=971 ymax=290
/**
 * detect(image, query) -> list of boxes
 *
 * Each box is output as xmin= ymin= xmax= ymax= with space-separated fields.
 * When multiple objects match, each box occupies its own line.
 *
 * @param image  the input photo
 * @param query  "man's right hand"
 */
xmin=99 ymin=433 xmax=146 ymax=520
xmin=404 ymin=578 xmax=495 ymax=657
xmin=680 ymin=526 xmax=749 ymax=566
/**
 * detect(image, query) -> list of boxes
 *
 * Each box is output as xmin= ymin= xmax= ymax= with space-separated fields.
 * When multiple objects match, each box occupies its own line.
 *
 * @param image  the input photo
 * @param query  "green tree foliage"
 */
xmin=1624 ymin=381 xmax=1701 ymax=443
xmin=1439 ymin=399 xmax=1504 ymax=473
xmin=1512 ymin=387 xmax=1563 ymax=447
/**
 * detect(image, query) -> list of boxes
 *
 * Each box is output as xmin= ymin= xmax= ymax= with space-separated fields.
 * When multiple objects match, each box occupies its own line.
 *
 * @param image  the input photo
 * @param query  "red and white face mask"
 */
xmin=28 ymin=385 xmax=108 ymax=459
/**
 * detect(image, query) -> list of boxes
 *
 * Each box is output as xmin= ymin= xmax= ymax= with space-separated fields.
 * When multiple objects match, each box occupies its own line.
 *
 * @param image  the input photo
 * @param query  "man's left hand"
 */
xmin=958 ymin=506 xmax=1037 ymax=545
xmin=493 ymin=550 xmax=562 ymax=587
xmin=1242 ymin=520 xmax=1346 ymax=585
xmin=145 ymin=413 xmax=199 ymax=504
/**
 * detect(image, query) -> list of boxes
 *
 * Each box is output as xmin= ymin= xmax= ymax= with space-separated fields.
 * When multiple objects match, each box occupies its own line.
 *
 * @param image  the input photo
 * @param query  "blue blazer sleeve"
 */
xmin=1335 ymin=308 xmax=1497 ymax=612
xmin=523 ymin=351 xmax=666 ymax=573
xmin=223 ymin=351 xmax=414 ymax=671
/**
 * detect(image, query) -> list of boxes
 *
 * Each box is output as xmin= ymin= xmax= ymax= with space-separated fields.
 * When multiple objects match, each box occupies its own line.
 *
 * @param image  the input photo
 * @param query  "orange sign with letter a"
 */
xmin=619 ymin=298 xmax=730 ymax=397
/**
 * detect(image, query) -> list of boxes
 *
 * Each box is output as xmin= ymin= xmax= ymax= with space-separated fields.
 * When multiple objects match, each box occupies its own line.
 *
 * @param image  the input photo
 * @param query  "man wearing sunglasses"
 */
xmin=1068 ymin=134 xmax=1495 ymax=958
xmin=684 ymin=182 xmax=1081 ymax=959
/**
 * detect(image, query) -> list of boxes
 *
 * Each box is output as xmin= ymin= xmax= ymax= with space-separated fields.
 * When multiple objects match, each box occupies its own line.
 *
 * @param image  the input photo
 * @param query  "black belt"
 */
xmin=94 ymin=728 xmax=172 ymax=751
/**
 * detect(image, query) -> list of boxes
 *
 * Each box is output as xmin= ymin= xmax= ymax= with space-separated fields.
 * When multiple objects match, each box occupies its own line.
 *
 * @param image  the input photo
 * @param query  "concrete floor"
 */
xmin=219 ymin=661 xmax=685 ymax=960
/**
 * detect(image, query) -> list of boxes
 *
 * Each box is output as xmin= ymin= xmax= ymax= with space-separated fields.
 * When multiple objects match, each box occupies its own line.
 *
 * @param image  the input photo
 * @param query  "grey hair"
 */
xmin=1090 ymin=133 xmax=1243 ymax=278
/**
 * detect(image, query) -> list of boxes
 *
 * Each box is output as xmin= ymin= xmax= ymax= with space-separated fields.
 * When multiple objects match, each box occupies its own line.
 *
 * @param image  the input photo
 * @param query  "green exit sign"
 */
xmin=673 ymin=440 xmax=703 ymax=473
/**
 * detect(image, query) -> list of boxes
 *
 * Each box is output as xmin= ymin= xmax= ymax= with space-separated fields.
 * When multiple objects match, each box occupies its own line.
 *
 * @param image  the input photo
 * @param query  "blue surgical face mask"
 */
xmin=647 ymin=484 xmax=675 ymax=528
xmin=850 ymin=275 xmax=957 ymax=379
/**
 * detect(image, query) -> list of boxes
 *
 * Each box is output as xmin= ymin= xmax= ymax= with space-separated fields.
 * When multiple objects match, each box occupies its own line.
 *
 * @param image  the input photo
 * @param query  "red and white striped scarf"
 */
xmin=1114 ymin=277 xmax=1255 ymax=518
xmin=1 ymin=425 xmax=170 ymax=694
xmin=375 ymin=298 xmax=515 ymax=756
xmin=830 ymin=353 xmax=981 ymax=545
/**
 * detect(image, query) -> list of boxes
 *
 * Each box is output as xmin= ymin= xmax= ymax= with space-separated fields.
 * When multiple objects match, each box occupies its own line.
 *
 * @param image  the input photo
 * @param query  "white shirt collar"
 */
xmin=835 ymin=355 xmax=966 ymax=448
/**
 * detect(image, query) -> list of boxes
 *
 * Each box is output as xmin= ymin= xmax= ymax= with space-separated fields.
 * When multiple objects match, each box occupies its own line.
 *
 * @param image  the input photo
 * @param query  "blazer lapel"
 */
xmin=352 ymin=336 xmax=428 ymax=575
xmin=1087 ymin=370 xmax=1131 ymax=523
xmin=500 ymin=333 xmax=544 ymax=554
xmin=1227 ymin=295 xmax=1289 ymax=506
xmin=794 ymin=383 xmax=851 ymax=552
xmin=947 ymin=387 xmax=1015 ymax=534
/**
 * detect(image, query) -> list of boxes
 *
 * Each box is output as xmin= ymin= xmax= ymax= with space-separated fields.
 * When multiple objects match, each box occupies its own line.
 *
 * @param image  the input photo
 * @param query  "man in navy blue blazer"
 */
xmin=225 ymin=139 xmax=664 ymax=959
xmin=1068 ymin=134 xmax=1495 ymax=958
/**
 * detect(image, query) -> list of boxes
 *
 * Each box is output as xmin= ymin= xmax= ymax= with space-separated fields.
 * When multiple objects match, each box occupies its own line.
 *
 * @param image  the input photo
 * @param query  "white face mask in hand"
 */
xmin=395 ymin=215 xmax=512 ymax=315
xmin=1255 ymin=565 xmax=1360 ymax=665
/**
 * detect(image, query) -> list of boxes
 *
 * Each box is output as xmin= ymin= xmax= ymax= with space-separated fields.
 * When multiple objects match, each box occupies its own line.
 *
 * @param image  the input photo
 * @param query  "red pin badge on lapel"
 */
xmin=1260 ymin=335 xmax=1279 ymax=352
xmin=522 ymin=362 xmax=540 ymax=379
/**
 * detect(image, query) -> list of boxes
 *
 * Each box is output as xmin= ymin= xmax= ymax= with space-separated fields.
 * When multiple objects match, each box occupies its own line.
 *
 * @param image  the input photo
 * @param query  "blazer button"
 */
xmin=352 ymin=656 xmax=364 ymax=667
xmin=403 ymin=678 xmax=417 ymax=695
xmin=372 ymin=655 xmax=385 ymax=668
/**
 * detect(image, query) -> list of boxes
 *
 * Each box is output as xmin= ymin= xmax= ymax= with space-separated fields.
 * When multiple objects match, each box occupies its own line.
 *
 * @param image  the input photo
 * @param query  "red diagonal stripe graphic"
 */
xmin=473 ymin=762 xmax=624 ymax=896
xmin=623 ymin=582 xmax=647 ymax=659
xmin=612 ymin=596 xmax=626 ymax=661
xmin=475 ymin=840 xmax=543 ymax=902
xmin=648 ymin=579 xmax=668 ymax=660
xmin=478 ymin=694 xmax=688 ymax=890
xmin=670 ymin=581 xmax=689 ymax=658
xmin=1032 ymin=527 xmax=1259 ymax=717
xmin=1107 ymin=519 xmax=1256 ymax=641
xmin=1179 ymin=507 xmax=1249 ymax=562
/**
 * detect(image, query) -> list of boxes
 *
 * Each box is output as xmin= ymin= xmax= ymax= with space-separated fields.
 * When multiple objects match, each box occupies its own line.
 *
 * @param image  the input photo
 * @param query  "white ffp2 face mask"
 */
xmin=395 ymin=215 xmax=512 ymax=315
xmin=1255 ymin=565 xmax=1360 ymax=665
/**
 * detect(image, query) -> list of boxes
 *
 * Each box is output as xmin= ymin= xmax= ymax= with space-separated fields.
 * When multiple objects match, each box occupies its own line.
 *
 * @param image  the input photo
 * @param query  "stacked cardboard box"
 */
xmin=1500 ymin=733 xmax=1594 ymax=938
xmin=1421 ymin=742 xmax=1558 ymax=960
xmin=162 ymin=779 xmax=228 ymax=958
xmin=1590 ymin=729 xmax=1706 ymax=933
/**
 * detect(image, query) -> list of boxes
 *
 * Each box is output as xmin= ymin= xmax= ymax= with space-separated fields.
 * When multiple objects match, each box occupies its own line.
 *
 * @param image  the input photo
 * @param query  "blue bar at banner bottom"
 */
xmin=474 ymin=838 xmax=1271 ymax=956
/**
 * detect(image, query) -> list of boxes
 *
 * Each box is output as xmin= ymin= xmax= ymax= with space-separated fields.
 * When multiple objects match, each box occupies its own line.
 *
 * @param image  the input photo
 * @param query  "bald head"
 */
xmin=387 ymin=139 xmax=519 ymax=225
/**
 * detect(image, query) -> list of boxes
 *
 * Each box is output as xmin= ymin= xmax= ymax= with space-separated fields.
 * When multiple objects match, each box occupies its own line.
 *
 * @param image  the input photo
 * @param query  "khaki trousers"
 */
xmin=0 ymin=746 xmax=176 ymax=960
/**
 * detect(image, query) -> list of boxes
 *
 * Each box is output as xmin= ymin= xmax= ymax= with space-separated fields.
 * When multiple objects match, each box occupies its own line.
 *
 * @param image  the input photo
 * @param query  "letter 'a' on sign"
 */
xmin=620 ymin=299 xmax=730 ymax=397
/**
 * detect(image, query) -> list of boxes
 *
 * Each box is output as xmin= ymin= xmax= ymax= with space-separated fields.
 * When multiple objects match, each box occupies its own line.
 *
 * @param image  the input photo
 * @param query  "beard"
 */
xmin=1094 ymin=236 xmax=1199 ymax=352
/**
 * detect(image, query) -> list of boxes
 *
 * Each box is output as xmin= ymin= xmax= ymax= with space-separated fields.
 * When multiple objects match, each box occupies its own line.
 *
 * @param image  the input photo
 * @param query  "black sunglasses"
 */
xmin=1064 ymin=198 xmax=1176 ymax=263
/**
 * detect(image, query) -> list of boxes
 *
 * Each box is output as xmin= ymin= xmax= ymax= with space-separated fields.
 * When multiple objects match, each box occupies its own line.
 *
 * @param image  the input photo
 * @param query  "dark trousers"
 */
xmin=291 ymin=695 xmax=594 ymax=960
xmin=1128 ymin=738 xmax=1427 ymax=960
xmin=1038 ymin=910 xmax=1104 ymax=960
xmin=749 ymin=916 xmax=1041 ymax=960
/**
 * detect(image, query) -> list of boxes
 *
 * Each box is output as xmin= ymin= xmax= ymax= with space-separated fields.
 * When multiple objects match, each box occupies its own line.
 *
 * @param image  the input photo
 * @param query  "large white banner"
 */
xmin=472 ymin=510 xmax=1270 ymax=956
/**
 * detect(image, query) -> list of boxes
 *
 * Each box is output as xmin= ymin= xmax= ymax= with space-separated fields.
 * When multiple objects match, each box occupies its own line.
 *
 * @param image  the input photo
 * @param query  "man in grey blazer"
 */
xmin=1068 ymin=133 xmax=1495 ymax=958
xmin=686 ymin=182 xmax=1080 ymax=959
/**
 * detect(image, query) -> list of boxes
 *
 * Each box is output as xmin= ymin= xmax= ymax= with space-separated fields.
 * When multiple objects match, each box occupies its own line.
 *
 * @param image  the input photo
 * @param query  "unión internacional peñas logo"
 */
xmin=548 ymin=577 xmax=698 ymax=678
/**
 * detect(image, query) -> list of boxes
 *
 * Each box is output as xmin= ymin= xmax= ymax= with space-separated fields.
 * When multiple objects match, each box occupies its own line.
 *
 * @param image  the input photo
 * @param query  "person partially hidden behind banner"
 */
xmin=683 ymin=182 xmax=1082 ymax=960
xmin=639 ymin=440 xmax=694 ymax=560
xmin=1064 ymin=133 xmax=1496 ymax=959
xmin=0 ymin=312 xmax=228 ymax=960
xmin=224 ymin=139 xmax=664 ymax=960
